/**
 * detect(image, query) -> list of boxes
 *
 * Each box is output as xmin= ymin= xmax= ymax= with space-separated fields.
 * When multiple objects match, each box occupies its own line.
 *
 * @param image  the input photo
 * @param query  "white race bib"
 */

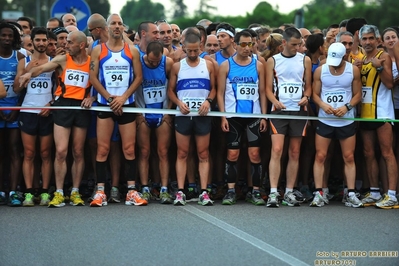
xmin=322 ymin=91 xmax=345 ymax=108
xmin=143 ymin=86 xmax=166 ymax=104
xmin=104 ymin=68 xmax=129 ymax=88
xmin=27 ymin=77 xmax=51 ymax=95
xmin=362 ymin=87 xmax=372 ymax=104
xmin=278 ymin=82 xmax=303 ymax=110
xmin=183 ymin=97 xmax=204 ymax=111
xmin=64 ymin=69 xmax=89 ymax=88
xmin=237 ymin=83 xmax=258 ymax=101
xmin=4 ymin=81 xmax=17 ymax=98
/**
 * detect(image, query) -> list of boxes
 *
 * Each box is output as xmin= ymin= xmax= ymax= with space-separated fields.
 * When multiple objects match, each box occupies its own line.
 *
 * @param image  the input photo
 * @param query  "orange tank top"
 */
xmin=55 ymin=54 xmax=91 ymax=100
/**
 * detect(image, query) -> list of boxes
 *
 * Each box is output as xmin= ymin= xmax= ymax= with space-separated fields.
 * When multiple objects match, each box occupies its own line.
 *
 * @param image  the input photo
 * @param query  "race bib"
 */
xmin=322 ymin=91 xmax=345 ymax=109
xmin=143 ymin=86 xmax=166 ymax=104
xmin=4 ymin=81 xmax=17 ymax=98
xmin=104 ymin=68 xmax=129 ymax=88
xmin=362 ymin=87 xmax=372 ymax=104
xmin=278 ymin=82 xmax=303 ymax=110
xmin=27 ymin=77 xmax=51 ymax=95
xmin=237 ymin=83 xmax=258 ymax=101
xmin=183 ymin=97 xmax=205 ymax=111
xmin=64 ymin=69 xmax=89 ymax=88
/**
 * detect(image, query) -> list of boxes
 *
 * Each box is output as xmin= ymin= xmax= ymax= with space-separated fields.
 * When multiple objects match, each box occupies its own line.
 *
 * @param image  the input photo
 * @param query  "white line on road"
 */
xmin=184 ymin=205 xmax=310 ymax=266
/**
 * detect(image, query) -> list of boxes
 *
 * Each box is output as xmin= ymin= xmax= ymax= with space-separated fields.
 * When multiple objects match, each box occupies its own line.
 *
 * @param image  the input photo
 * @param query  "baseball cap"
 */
xmin=326 ymin=42 xmax=346 ymax=66
xmin=52 ymin=27 xmax=68 ymax=35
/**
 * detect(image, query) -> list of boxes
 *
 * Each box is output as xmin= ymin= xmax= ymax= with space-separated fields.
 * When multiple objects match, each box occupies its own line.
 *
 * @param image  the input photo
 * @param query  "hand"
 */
xmin=321 ymin=102 xmax=335 ymax=115
xmin=353 ymin=59 xmax=362 ymax=69
xmin=333 ymin=106 xmax=347 ymax=117
xmin=55 ymin=47 xmax=66 ymax=56
xmin=0 ymin=111 xmax=6 ymax=120
xmin=198 ymin=100 xmax=210 ymax=116
xmin=38 ymin=103 xmax=51 ymax=117
xmin=259 ymin=118 xmax=268 ymax=132
xmin=19 ymin=72 xmax=32 ymax=88
xmin=6 ymin=110 xmax=19 ymax=122
xmin=113 ymin=108 xmax=123 ymax=116
xmin=371 ymin=57 xmax=385 ymax=69
xmin=221 ymin=117 xmax=229 ymax=132
xmin=273 ymin=100 xmax=286 ymax=110
xmin=109 ymin=95 xmax=126 ymax=112
xmin=298 ymin=96 xmax=308 ymax=106
xmin=81 ymin=97 xmax=95 ymax=108
xmin=178 ymin=100 xmax=190 ymax=115
xmin=25 ymin=59 xmax=40 ymax=72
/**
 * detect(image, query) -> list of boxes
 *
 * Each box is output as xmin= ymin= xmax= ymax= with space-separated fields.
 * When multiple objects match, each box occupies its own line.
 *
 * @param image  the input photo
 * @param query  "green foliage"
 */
xmin=86 ymin=0 xmax=110 ymax=18
xmin=120 ymin=0 xmax=165 ymax=30
xmin=170 ymin=0 xmax=188 ymax=20
xmin=195 ymin=0 xmax=216 ymax=17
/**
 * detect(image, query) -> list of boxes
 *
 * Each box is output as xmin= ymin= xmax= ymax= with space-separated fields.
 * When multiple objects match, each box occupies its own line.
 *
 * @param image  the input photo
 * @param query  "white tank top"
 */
xmin=176 ymin=58 xmax=211 ymax=116
xmin=392 ymin=61 xmax=399 ymax=109
xmin=21 ymin=56 xmax=54 ymax=114
xmin=318 ymin=62 xmax=354 ymax=127
xmin=272 ymin=52 xmax=305 ymax=111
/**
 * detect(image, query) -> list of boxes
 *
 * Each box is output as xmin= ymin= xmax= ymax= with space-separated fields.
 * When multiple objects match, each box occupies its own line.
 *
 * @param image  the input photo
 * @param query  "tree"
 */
xmin=120 ymin=0 xmax=165 ymax=30
xmin=195 ymin=0 xmax=216 ymax=17
xmin=170 ymin=0 xmax=188 ymax=20
xmin=86 ymin=0 xmax=110 ymax=18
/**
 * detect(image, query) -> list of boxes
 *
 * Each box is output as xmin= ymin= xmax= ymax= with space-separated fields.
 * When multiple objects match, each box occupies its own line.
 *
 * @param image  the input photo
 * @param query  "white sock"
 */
xmin=388 ymin=190 xmax=397 ymax=199
xmin=71 ymin=188 xmax=79 ymax=193
xmin=56 ymin=189 xmax=64 ymax=196
xmin=285 ymin=188 xmax=293 ymax=194
xmin=370 ymin=187 xmax=380 ymax=198
xmin=270 ymin=188 xmax=278 ymax=193
xmin=97 ymin=186 xmax=105 ymax=191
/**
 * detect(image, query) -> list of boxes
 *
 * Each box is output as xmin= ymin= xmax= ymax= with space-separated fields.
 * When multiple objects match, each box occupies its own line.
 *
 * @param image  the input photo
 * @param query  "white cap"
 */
xmin=326 ymin=42 xmax=346 ymax=66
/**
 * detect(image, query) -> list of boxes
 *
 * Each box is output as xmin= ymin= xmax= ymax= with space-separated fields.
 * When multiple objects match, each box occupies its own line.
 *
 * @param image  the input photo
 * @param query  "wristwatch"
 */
xmin=376 ymin=66 xmax=384 ymax=72
xmin=107 ymin=97 xmax=114 ymax=103
xmin=345 ymin=103 xmax=353 ymax=111
xmin=206 ymin=98 xmax=213 ymax=104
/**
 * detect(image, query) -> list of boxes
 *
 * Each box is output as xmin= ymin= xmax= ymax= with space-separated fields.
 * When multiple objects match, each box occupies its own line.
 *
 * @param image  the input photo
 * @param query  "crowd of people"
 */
xmin=0 ymin=12 xmax=398 ymax=209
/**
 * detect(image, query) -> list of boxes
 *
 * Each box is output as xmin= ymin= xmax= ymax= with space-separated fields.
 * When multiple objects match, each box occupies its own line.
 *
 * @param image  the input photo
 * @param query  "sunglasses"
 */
xmin=238 ymin=42 xmax=254 ymax=48
xmin=88 ymin=27 xmax=100 ymax=33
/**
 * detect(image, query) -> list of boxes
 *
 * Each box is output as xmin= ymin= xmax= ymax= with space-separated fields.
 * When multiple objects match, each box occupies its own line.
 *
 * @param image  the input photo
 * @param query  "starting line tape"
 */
xmin=0 ymin=106 xmax=397 ymax=123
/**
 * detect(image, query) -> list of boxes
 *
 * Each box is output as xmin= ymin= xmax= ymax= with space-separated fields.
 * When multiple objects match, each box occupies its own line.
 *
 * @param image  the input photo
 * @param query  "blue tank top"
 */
xmin=137 ymin=55 xmax=168 ymax=122
xmin=225 ymin=57 xmax=260 ymax=114
xmin=0 ymin=50 xmax=19 ymax=106
xmin=199 ymin=51 xmax=208 ymax=58
xmin=134 ymin=44 xmax=146 ymax=57
xmin=214 ymin=50 xmax=229 ymax=66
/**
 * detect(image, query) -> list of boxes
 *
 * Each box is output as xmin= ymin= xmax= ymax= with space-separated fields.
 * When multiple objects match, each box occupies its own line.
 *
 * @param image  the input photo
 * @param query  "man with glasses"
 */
xmin=265 ymin=27 xmax=312 ymax=207
xmin=217 ymin=30 xmax=267 ymax=205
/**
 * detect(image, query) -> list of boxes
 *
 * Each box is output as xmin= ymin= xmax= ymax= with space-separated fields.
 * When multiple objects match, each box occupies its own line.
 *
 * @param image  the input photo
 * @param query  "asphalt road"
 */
xmin=1 ymin=200 xmax=398 ymax=266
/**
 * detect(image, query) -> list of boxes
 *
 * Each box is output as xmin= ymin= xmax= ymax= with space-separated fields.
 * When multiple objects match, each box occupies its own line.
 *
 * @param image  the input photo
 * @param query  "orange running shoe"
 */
xmin=90 ymin=190 xmax=107 ymax=207
xmin=125 ymin=190 xmax=148 ymax=206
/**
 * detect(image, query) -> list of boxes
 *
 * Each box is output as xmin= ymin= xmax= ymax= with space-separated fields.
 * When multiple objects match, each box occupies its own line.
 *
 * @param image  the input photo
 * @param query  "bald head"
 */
xmin=66 ymin=25 xmax=78 ymax=33
xmin=87 ymin=13 xmax=107 ymax=28
xmin=107 ymin=13 xmax=123 ymax=25
xmin=69 ymin=31 xmax=87 ymax=45
xmin=300 ymin=28 xmax=311 ymax=41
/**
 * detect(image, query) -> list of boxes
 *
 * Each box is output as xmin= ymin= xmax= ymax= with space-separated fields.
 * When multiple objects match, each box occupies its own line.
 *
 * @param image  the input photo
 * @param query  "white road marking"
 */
xmin=184 ymin=205 xmax=310 ymax=266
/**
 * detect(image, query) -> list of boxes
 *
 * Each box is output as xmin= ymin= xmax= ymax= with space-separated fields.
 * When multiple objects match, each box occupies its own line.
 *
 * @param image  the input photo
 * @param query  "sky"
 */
xmin=110 ymin=0 xmax=312 ymax=18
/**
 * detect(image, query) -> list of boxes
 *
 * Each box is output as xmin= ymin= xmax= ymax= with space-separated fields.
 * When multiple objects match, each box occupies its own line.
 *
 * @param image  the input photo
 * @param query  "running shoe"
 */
xmin=23 ymin=193 xmax=35 ymax=207
xmin=198 ymin=191 xmax=214 ymax=206
xmin=375 ymin=194 xmax=399 ymax=209
xmin=293 ymin=189 xmax=305 ymax=203
xmin=125 ymin=190 xmax=148 ymax=206
xmin=70 ymin=191 xmax=85 ymax=206
xmin=173 ymin=191 xmax=186 ymax=206
xmin=48 ymin=192 xmax=65 ymax=208
xmin=108 ymin=187 xmax=121 ymax=203
xmin=160 ymin=191 xmax=173 ymax=204
xmin=150 ymin=186 xmax=161 ymax=200
xmin=344 ymin=194 xmax=364 ymax=208
xmin=186 ymin=187 xmax=199 ymax=202
xmin=300 ymin=186 xmax=313 ymax=202
xmin=222 ymin=191 xmax=236 ymax=205
xmin=90 ymin=190 xmax=108 ymax=207
xmin=87 ymin=186 xmax=98 ymax=203
xmin=141 ymin=190 xmax=152 ymax=202
xmin=0 ymin=191 xmax=6 ymax=205
xmin=39 ymin=193 xmax=50 ymax=206
xmin=361 ymin=192 xmax=382 ymax=207
xmin=282 ymin=191 xmax=301 ymax=206
xmin=246 ymin=191 xmax=265 ymax=206
xmin=309 ymin=191 xmax=326 ymax=207
xmin=212 ymin=185 xmax=226 ymax=200
xmin=8 ymin=191 xmax=22 ymax=207
xmin=266 ymin=192 xmax=279 ymax=207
